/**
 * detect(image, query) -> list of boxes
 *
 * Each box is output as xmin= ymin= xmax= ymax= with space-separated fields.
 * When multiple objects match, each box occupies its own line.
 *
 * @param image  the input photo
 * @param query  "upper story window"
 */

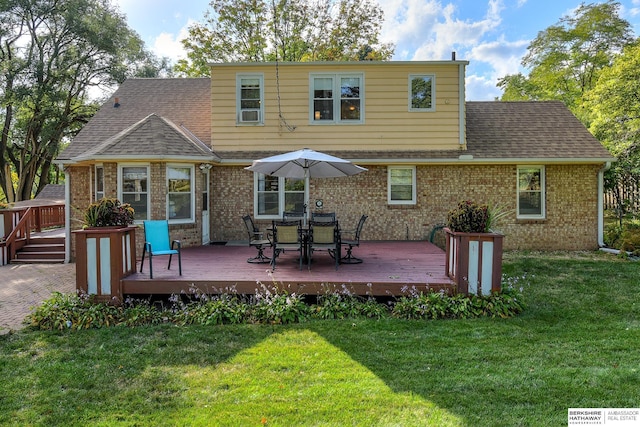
xmin=409 ymin=75 xmax=435 ymax=112
xmin=388 ymin=166 xmax=416 ymax=205
xmin=118 ymin=165 xmax=149 ymax=222
xmin=517 ymin=166 xmax=545 ymax=219
xmin=167 ymin=165 xmax=195 ymax=223
xmin=95 ymin=165 xmax=104 ymax=201
xmin=237 ymin=74 xmax=264 ymax=125
xmin=255 ymin=173 xmax=306 ymax=219
xmin=310 ymin=73 xmax=363 ymax=124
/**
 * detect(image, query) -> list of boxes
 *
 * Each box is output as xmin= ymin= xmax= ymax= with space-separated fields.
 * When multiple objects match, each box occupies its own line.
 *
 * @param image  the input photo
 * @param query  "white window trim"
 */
xmin=408 ymin=74 xmax=436 ymax=112
xmin=253 ymin=173 xmax=308 ymax=220
xmin=236 ymin=73 xmax=264 ymax=125
xmin=166 ymin=164 xmax=196 ymax=224
xmin=118 ymin=164 xmax=150 ymax=223
xmin=387 ymin=166 xmax=417 ymax=205
xmin=517 ymin=165 xmax=546 ymax=219
xmin=309 ymin=72 xmax=364 ymax=124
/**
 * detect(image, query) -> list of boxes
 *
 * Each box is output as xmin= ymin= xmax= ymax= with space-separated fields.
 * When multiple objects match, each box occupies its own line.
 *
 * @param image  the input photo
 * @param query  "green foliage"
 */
xmin=0 ymin=0 xmax=164 ymax=203
xmin=446 ymin=200 xmax=489 ymax=233
xmin=26 ymin=282 xmax=525 ymax=330
xmin=250 ymin=288 xmax=309 ymax=324
xmin=498 ymin=1 xmax=633 ymax=116
xmin=83 ymin=198 xmax=134 ymax=227
xmin=176 ymin=0 xmax=394 ymax=76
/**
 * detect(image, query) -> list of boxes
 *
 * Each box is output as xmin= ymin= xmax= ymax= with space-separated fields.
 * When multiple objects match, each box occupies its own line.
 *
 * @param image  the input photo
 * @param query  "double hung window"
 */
xmin=517 ymin=166 xmax=545 ymax=219
xmin=167 ymin=165 xmax=194 ymax=223
xmin=95 ymin=165 xmax=104 ymax=201
xmin=310 ymin=73 xmax=363 ymax=123
xmin=388 ymin=166 xmax=416 ymax=205
xmin=119 ymin=165 xmax=149 ymax=221
xmin=255 ymin=174 xmax=306 ymax=218
xmin=237 ymin=74 xmax=264 ymax=124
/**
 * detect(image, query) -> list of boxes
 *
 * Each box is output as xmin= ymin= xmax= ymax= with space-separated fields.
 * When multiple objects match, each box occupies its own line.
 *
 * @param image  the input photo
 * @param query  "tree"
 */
xmin=0 ymin=0 xmax=162 ymax=202
xmin=175 ymin=0 xmax=394 ymax=77
xmin=498 ymin=1 xmax=633 ymax=118
xmin=585 ymin=40 xmax=640 ymax=219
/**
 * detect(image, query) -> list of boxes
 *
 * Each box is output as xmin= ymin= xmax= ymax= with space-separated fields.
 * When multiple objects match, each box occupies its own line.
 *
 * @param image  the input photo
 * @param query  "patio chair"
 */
xmin=271 ymin=220 xmax=303 ymax=271
xmin=140 ymin=220 xmax=182 ymax=279
xmin=283 ymin=211 xmax=305 ymax=222
xmin=242 ymin=214 xmax=272 ymax=264
xmin=311 ymin=211 xmax=336 ymax=223
xmin=308 ymin=220 xmax=340 ymax=270
xmin=340 ymin=215 xmax=368 ymax=264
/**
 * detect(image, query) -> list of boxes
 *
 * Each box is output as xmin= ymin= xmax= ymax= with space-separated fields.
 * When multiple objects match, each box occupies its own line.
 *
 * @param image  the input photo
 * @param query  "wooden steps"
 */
xmin=11 ymin=236 xmax=65 ymax=264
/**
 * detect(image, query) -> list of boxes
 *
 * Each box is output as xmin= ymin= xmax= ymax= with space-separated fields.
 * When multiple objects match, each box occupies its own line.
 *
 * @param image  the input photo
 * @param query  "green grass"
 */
xmin=1 ymin=251 xmax=639 ymax=426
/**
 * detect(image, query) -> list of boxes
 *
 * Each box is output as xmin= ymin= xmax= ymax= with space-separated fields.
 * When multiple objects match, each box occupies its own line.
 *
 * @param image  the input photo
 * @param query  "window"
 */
xmin=255 ymin=174 xmax=306 ymax=218
xmin=310 ymin=73 xmax=363 ymax=123
xmin=119 ymin=165 xmax=149 ymax=221
xmin=409 ymin=75 xmax=435 ymax=111
xmin=517 ymin=166 xmax=545 ymax=219
xmin=236 ymin=74 xmax=264 ymax=124
xmin=95 ymin=165 xmax=104 ymax=201
xmin=388 ymin=166 xmax=416 ymax=205
xmin=167 ymin=165 xmax=194 ymax=223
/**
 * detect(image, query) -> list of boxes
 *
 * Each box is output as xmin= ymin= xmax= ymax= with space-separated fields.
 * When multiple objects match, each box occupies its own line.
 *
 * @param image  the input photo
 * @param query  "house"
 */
xmin=55 ymin=60 xmax=614 ymax=261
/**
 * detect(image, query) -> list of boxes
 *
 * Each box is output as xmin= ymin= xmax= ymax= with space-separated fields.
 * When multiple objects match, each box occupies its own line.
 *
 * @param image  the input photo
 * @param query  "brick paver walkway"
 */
xmin=0 ymin=263 xmax=75 ymax=332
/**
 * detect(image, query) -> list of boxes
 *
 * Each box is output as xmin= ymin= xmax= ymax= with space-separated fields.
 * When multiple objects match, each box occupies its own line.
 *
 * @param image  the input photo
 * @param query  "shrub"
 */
xmin=83 ymin=198 xmax=134 ymax=228
xmin=250 ymin=287 xmax=309 ymax=324
xmin=447 ymin=200 xmax=489 ymax=233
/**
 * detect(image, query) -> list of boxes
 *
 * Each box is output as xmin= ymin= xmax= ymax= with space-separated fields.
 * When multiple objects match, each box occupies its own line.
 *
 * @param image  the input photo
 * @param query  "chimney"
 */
xmin=114 ymin=97 xmax=120 ymax=108
xmin=451 ymin=51 xmax=456 ymax=61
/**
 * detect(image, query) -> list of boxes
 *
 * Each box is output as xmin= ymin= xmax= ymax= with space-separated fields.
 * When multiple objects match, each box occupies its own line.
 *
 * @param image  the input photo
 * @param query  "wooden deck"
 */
xmin=121 ymin=241 xmax=454 ymax=297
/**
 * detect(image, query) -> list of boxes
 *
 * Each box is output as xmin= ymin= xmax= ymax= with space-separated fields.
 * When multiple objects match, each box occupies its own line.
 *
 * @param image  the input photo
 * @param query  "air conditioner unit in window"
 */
xmin=240 ymin=109 xmax=260 ymax=123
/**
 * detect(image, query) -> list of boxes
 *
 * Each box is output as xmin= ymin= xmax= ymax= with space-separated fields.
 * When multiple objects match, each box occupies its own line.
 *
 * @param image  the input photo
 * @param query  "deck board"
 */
xmin=121 ymin=241 xmax=454 ymax=297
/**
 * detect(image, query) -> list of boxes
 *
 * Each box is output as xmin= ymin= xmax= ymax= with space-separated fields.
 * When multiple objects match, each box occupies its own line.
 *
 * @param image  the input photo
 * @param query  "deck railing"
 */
xmin=0 ymin=204 xmax=65 ymax=265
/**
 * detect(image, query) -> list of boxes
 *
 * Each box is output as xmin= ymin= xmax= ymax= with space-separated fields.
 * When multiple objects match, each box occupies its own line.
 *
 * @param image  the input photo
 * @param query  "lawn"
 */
xmin=1 ymin=251 xmax=639 ymax=426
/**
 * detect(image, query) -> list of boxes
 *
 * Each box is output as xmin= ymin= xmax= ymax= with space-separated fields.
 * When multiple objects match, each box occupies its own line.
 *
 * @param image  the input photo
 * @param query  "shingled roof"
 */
xmin=58 ymin=78 xmax=214 ymax=163
xmin=57 ymin=78 xmax=613 ymax=166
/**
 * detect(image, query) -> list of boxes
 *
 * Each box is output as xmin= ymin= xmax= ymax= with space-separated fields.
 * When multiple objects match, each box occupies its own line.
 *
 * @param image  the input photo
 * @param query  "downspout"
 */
xmin=598 ymin=162 xmax=611 ymax=247
xmin=64 ymin=168 xmax=71 ymax=263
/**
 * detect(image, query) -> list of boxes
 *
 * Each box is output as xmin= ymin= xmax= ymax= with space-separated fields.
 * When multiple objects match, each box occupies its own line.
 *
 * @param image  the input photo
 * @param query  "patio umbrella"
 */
xmin=245 ymin=148 xmax=367 ymax=222
xmin=245 ymin=148 xmax=367 ymax=178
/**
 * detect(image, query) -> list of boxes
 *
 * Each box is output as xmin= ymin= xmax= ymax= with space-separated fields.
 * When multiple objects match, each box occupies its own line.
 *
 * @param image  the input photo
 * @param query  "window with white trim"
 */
xmin=388 ymin=166 xmax=416 ymax=205
xmin=167 ymin=165 xmax=195 ymax=223
xmin=236 ymin=74 xmax=264 ymax=124
xmin=119 ymin=165 xmax=149 ymax=221
xmin=95 ymin=165 xmax=104 ymax=201
xmin=310 ymin=73 xmax=363 ymax=123
xmin=255 ymin=174 xmax=306 ymax=218
xmin=517 ymin=166 xmax=545 ymax=219
xmin=409 ymin=75 xmax=435 ymax=111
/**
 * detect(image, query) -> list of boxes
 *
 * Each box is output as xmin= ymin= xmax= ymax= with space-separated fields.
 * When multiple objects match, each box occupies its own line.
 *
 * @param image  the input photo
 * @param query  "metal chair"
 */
xmin=242 ymin=214 xmax=272 ymax=263
xmin=308 ymin=220 xmax=340 ymax=270
xmin=311 ymin=212 xmax=336 ymax=223
xmin=283 ymin=211 xmax=305 ymax=222
xmin=140 ymin=220 xmax=182 ymax=278
xmin=340 ymin=215 xmax=367 ymax=264
xmin=270 ymin=220 xmax=303 ymax=271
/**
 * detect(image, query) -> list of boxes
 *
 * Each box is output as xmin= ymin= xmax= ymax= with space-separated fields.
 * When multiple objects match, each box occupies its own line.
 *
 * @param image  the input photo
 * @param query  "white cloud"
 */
xmin=468 ymin=38 xmax=529 ymax=78
xmin=150 ymin=20 xmax=194 ymax=62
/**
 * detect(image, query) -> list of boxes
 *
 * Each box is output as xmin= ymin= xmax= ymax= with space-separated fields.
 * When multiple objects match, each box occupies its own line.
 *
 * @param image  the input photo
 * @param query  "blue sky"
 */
xmin=113 ymin=0 xmax=640 ymax=100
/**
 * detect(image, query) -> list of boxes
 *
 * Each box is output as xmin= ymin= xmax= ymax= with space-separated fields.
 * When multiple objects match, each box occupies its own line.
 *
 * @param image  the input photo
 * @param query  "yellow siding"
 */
xmin=211 ymin=62 xmax=464 ymax=152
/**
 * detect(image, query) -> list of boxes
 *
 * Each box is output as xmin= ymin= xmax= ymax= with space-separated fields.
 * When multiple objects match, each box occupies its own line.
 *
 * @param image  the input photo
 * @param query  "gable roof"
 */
xmin=72 ymin=113 xmax=213 ymax=161
xmin=57 ymin=78 xmax=214 ymax=164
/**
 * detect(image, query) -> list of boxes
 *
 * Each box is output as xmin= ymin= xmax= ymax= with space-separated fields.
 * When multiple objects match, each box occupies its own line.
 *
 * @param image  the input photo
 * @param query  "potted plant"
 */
xmin=83 ymin=198 xmax=135 ymax=228
xmin=74 ymin=198 xmax=137 ymax=302
xmin=444 ymin=200 xmax=505 ymax=296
